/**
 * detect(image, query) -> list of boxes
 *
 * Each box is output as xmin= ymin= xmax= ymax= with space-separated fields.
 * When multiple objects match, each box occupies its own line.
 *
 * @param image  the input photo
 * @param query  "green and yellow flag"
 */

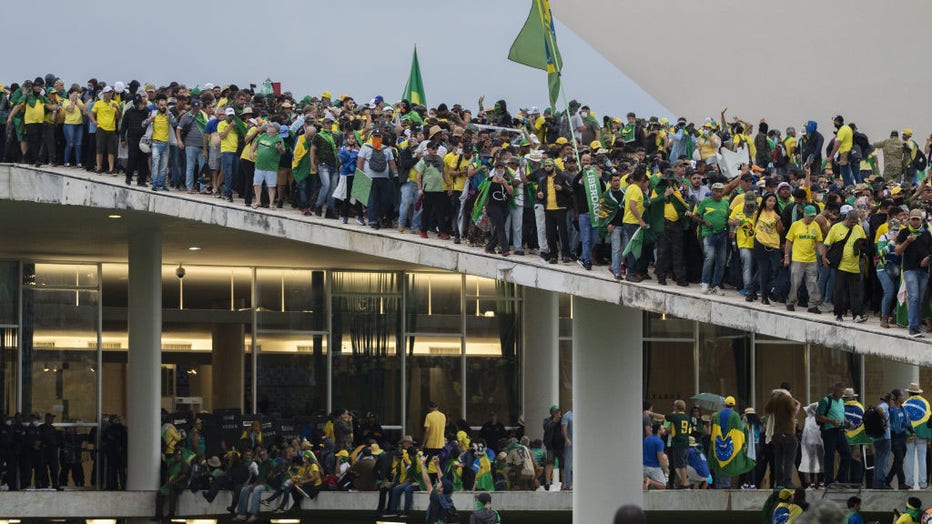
xmin=708 ymin=407 xmax=756 ymax=477
xmin=844 ymin=399 xmax=872 ymax=445
xmin=508 ymin=0 xmax=563 ymax=110
xmin=402 ymin=47 xmax=427 ymax=106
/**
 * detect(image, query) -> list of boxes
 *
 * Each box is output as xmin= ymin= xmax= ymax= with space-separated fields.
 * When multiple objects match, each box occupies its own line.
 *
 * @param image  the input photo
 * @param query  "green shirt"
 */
xmin=415 ymin=157 xmax=444 ymax=193
xmin=817 ymin=395 xmax=845 ymax=429
xmin=255 ymin=133 xmax=284 ymax=172
xmin=665 ymin=412 xmax=691 ymax=448
xmin=695 ymin=197 xmax=730 ymax=238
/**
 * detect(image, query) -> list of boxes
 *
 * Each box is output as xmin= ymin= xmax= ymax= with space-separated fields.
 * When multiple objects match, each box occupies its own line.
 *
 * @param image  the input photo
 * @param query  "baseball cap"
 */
xmin=711 ymin=182 xmax=725 ymax=190
xmin=101 ymin=85 xmax=113 ymax=94
xmin=279 ymin=124 xmax=289 ymax=138
xmin=224 ymin=107 xmax=235 ymax=116
xmin=804 ymin=205 xmax=818 ymax=217
xmin=909 ymin=208 xmax=924 ymax=219
xmin=114 ymin=81 xmax=125 ymax=93
xmin=724 ymin=396 xmax=736 ymax=407
xmin=204 ymin=83 xmax=214 ymax=90
xmin=374 ymin=95 xmax=384 ymax=105
xmin=529 ymin=106 xmax=540 ymax=114
xmin=776 ymin=181 xmax=791 ymax=191
xmin=840 ymin=204 xmax=853 ymax=215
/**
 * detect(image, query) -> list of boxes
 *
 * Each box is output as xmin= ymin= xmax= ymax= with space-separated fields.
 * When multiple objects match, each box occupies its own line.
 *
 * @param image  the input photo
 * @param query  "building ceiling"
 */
xmin=0 ymin=200 xmax=419 ymax=270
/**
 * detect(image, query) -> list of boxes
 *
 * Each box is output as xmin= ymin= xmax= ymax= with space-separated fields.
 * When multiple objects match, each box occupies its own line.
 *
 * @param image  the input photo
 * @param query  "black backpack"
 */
xmin=863 ymin=405 xmax=885 ymax=438
xmin=367 ymin=145 xmax=388 ymax=173
xmin=915 ymin=149 xmax=928 ymax=172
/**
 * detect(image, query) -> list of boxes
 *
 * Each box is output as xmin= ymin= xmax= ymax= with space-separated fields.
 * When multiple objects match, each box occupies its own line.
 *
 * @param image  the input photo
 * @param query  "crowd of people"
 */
xmin=4 ymin=75 xmax=932 ymax=335
xmin=643 ymin=381 xmax=932 ymax=495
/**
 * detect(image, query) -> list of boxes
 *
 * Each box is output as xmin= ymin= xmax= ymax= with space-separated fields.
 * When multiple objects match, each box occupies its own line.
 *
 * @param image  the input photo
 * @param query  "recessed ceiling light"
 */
xmin=188 ymin=246 xmax=201 ymax=251
xmin=107 ymin=214 xmax=122 ymax=219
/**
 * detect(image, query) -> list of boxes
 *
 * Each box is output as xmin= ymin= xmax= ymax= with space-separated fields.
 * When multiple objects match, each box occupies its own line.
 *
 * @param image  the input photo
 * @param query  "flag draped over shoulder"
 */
xmin=402 ymin=47 xmax=427 ymax=106
xmin=844 ymin=399 xmax=872 ymax=445
xmin=593 ymin=188 xmax=620 ymax=231
xmin=905 ymin=394 xmax=932 ymax=439
xmin=508 ymin=0 xmax=563 ymax=110
xmin=708 ymin=408 xmax=756 ymax=476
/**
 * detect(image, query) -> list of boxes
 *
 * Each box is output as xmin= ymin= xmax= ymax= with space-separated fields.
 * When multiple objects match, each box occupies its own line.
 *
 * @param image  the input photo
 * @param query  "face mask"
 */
xmin=456 ymin=148 xmax=463 ymax=155
xmin=580 ymin=111 xmax=589 ymax=118
xmin=371 ymin=137 xmax=383 ymax=149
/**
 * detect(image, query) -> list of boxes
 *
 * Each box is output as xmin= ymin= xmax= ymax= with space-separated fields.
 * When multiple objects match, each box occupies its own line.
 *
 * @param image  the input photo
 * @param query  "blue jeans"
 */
xmin=387 ymin=481 xmax=418 ymax=513
xmin=817 ymin=258 xmax=835 ymax=304
xmin=568 ymin=212 xmax=580 ymax=257
xmin=222 ymin=152 xmax=239 ymax=197
xmin=367 ymin=177 xmax=393 ymax=226
xmin=877 ymin=268 xmax=898 ymax=317
xmin=701 ymin=232 xmax=728 ymax=287
xmin=505 ymin=205 xmax=524 ymax=250
xmin=577 ymin=213 xmax=597 ymax=263
xmin=840 ymin=162 xmax=856 ymax=187
xmin=398 ymin=181 xmax=418 ymax=228
xmin=170 ymin=144 xmax=182 ymax=187
xmin=821 ymin=428 xmax=850 ymax=485
xmin=873 ymin=438 xmax=891 ymax=488
xmin=739 ymin=247 xmax=757 ymax=293
xmin=297 ymin=177 xmax=310 ymax=210
xmin=236 ymin=484 xmax=268 ymax=515
xmin=621 ymin=223 xmax=640 ymax=274
xmin=63 ymin=123 xmax=83 ymax=166
xmin=150 ymin=142 xmax=170 ymax=189
xmin=610 ymin=227 xmax=623 ymax=277
xmin=904 ymin=269 xmax=929 ymax=332
xmin=315 ymin=164 xmax=337 ymax=209
xmin=184 ymin=146 xmax=206 ymax=191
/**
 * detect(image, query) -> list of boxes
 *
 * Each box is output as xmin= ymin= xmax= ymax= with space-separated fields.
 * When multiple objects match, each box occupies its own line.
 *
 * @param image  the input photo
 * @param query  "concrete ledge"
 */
xmin=2 ymin=164 xmax=930 ymax=364
xmin=0 ymin=488 xmax=917 ymax=518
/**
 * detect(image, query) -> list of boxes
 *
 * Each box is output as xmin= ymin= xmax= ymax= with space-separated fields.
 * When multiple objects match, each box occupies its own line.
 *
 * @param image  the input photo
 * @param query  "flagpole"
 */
xmin=542 ymin=18 xmax=581 ymax=166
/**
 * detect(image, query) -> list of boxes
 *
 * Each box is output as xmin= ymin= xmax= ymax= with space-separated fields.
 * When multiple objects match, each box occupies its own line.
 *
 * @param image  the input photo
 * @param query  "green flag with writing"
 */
xmin=508 ymin=0 xmax=563 ymax=110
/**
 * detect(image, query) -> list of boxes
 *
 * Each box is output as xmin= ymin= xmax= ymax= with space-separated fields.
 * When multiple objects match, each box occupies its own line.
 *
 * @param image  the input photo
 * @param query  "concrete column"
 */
xmin=126 ymin=229 xmax=162 ymax=491
xmin=522 ymin=287 xmax=559 ymax=440
xmin=212 ymin=325 xmax=245 ymax=411
xmin=573 ymin=298 xmax=643 ymax=522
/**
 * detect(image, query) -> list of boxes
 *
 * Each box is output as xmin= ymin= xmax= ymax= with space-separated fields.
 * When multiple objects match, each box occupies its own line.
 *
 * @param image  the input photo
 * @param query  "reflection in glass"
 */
xmin=406 ymin=273 xmax=462 ymax=334
xmin=465 ymin=282 xmax=520 ymax=425
xmin=644 ymin=341 xmax=695 ymax=406
xmin=407 ymin=336 xmax=462 ymax=434
xmin=257 ymin=333 xmax=327 ymax=418
xmin=698 ymin=324 xmax=750 ymax=409
xmin=809 ymin=345 xmax=859 ymax=402
xmin=755 ymin=343 xmax=806 ymax=409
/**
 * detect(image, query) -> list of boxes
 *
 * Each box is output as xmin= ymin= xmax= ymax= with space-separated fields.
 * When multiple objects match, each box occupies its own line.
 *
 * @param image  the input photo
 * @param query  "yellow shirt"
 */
xmin=92 ymin=100 xmax=119 ymax=131
xmin=753 ymin=209 xmax=781 ymax=248
xmin=545 ymin=175 xmax=562 ymax=211
xmin=240 ymin=127 xmax=260 ymax=161
xmin=444 ymin=152 xmax=470 ymax=191
xmin=785 ymin=219 xmax=823 ymax=263
xmin=730 ymin=208 xmax=755 ymax=249
xmin=623 ymin=183 xmax=645 ymax=225
xmin=836 ymin=125 xmax=853 ymax=153
xmin=218 ymin=120 xmax=239 ymax=153
xmin=874 ymin=221 xmax=889 ymax=244
xmin=661 ymin=187 xmax=686 ymax=222
xmin=423 ymin=410 xmax=446 ymax=449
xmin=62 ymin=99 xmax=84 ymax=125
xmin=23 ymin=97 xmax=47 ymax=124
xmin=784 ymin=136 xmax=797 ymax=160
xmin=151 ymin=113 xmax=170 ymax=143
xmin=825 ymin=223 xmax=866 ymax=274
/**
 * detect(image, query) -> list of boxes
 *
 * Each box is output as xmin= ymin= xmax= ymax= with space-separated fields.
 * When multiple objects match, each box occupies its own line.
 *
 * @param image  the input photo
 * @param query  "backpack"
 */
xmin=863 ymin=405 xmax=885 ymax=438
xmin=367 ymin=144 xmax=388 ymax=173
xmin=914 ymin=148 xmax=928 ymax=172
xmin=439 ymin=504 xmax=459 ymax=523
xmin=772 ymin=141 xmax=787 ymax=167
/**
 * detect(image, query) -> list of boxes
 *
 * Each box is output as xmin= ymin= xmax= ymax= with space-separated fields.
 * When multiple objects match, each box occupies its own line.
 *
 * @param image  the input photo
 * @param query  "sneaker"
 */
xmin=786 ymin=304 xmax=795 ymax=311
xmin=562 ymin=256 xmax=573 ymax=263
xmin=835 ymin=315 xmax=844 ymax=322
xmin=439 ymin=233 xmax=451 ymax=240
xmin=419 ymin=231 xmax=428 ymax=239
xmin=454 ymin=237 xmax=462 ymax=244
xmin=910 ymin=330 xmax=925 ymax=338
xmin=853 ymin=315 xmax=867 ymax=323
xmin=710 ymin=286 xmax=722 ymax=295
xmin=676 ymin=280 xmax=689 ymax=287
xmin=548 ymin=257 xmax=558 ymax=264
xmin=700 ymin=283 xmax=710 ymax=294
xmin=246 ymin=516 xmax=258 ymax=523
xmin=63 ymin=163 xmax=70 ymax=167
xmin=397 ymin=226 xmax=405 ymax=233
xmin=356 ymin=217 xmax=366 ymax=226
xmin=383 ymin=513 xmax=398 ymax=518
xmin=807 ymin=306 xmax=822 ymax=315
xmin=577 ymin=259 xmax=587 ymax=270
xmin=583 ymin=260 xmax=592 ymax=270
xmin=342 ymin=216 xmax=348 ymax=224
xmin=261 ymin=500 xmax=271 ymax=507
xmin=272 ymin=508 xmax=285 ymax=514
xmin=513 ymin=249 xmax=524 ymax=255
xmin=738 ymin=289 xmax=748 ymax=296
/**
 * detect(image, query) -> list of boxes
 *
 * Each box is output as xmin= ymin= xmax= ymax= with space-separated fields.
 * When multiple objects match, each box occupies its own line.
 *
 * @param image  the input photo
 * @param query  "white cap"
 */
xmin=840 ymin=204 xmax=853 ymax=215
xmin=204 ymin=83 xmax=215 ymax=90
xmin=114 ymin=81 xmax=125 ymax=93
xmin=224 ymin=107 xmax=235 ymax=116
xmin=101 ymin=86 xmax=113 ymax=94
xmin=529 ymin=106 xmax=540 ymax=114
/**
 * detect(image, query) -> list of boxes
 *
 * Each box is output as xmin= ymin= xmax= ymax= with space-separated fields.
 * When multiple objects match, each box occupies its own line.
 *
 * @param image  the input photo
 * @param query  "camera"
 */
xmin=176 ymin=265 xmax=186 ymax=279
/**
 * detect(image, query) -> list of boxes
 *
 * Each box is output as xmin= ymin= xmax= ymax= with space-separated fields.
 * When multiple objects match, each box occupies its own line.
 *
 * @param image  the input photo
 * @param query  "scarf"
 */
xmin=909 ymin=223 xmax=925 ymax=235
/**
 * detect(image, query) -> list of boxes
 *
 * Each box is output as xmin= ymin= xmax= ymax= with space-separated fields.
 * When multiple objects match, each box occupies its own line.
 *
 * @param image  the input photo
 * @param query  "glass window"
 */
xmin=645 ymin=341 xmax=695 ymax=407
xmin=406 ymin=335 xmax=462 ymax=435
xmin=32 ymin=263 xmax=98 ymax=289
xmin=257 ymin=332 xmax=327 ymax=418
xmin=332 ymin=272 xmax=402 ymax=426
xmin=406 ymin=273 xmax=462 ymax=335
xmin=465 ymin=297 xmax=521 ymax=426
xmin=755 ymin=343 xmax=806 ymax=409
xmin=559 ymin=339 xmax=572 ymax=411
xmin=0 ymin=261 xmax=18 ymax=324
xmin=465 ymin=275 xmax=499 ymax=298
xmin=698 ymin=323 xmax=751 ymax=409
xmin=645 ymin=312 xmax=694 ymax=339
xmin=810 ymin=345 xmax=860 ymax=402
xmin=161 ymin=267 xmax=181 ymax=309
xmin=182 ymin=266 xmax=252 ymax=310
xmin=257 ymin=270 xmax=325 ymax=331
xmin=1 ymin=328 xmax=17 ymax=417
xmin=23 ymin=282 xmax=99 ymax=423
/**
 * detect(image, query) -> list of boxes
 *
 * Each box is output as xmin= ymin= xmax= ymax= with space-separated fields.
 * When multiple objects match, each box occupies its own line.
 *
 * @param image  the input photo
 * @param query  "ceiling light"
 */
xmin=107 ymin=214 xmax=122 ymax=219
xmin=188 ymin=246 xmax=201 ymax=251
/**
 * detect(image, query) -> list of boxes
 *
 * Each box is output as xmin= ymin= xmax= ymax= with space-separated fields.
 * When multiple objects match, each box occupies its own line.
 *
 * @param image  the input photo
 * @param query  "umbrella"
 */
xmin=689 ymin=393 xmax=726 ymax=412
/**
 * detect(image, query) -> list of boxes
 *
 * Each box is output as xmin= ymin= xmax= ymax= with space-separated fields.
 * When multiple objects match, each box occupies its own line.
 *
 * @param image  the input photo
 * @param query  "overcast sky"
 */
xmin=1 ymin=0 xmax=668 ymax=118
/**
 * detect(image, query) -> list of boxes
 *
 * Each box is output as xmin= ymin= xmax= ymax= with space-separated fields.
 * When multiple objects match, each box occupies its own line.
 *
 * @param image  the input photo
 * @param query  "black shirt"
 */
xmin=896 ymin=228 xmax=932 ymax=271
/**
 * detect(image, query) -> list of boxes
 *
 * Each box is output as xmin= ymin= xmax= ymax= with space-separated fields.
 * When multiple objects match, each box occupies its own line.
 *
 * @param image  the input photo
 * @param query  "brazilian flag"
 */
xmin=904 ymin=394 xmax=932 ymax=439
xmin=475 ymin=454 xmax=494 ymax=491
xmin=708 ymin=408 xmax=755 ymax=476
xmin=844 ymin=400 xmax=872 ymax=445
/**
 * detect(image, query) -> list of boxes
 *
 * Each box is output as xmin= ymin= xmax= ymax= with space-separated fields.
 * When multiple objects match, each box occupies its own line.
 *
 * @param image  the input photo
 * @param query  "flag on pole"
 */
xmin=508 ymin=0 xmax=563 ymax=110
xmin=402 ymin=47 xmax=427 ymax=106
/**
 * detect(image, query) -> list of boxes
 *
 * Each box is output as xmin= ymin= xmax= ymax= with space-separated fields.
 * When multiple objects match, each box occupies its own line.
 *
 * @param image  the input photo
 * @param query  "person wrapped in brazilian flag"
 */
xmin=708 ymin=395 xmax=756 ymax=486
